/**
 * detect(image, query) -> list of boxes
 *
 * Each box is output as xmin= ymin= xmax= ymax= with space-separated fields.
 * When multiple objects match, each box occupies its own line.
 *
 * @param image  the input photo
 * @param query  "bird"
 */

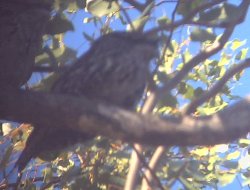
xmin=15 ymin=31 xmax=158 ymax=172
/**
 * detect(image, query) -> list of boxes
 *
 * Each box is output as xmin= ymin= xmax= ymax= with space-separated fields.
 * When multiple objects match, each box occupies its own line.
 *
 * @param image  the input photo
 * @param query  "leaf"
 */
xmin=127 ymin=16 xmax=149 ymax=31
xmin=227 ymin=151 xmax=240 ymax=160
xmin=45 ymin=13 xmax=74 ymax=35
xmin=199 ymin=7 xmax=221 ymax=22
xmin=86 ymin=0 xmax=119 ymax=17
xmin=182 ymin=49 xmax=192 ymax=63
xmin=190 ymin=28 xmax=216 ymax=42
xmin=194 ymin=87 xmax=204 ymax=98
xmin=239 ymin=138 xmax=250 ymax=147
xmin=178 ymin=82 xmax=187 ymax=94
xmin=222 ymin=3 xmax=241 ymax=22
xmin=239 ymin=154 xmax=250 ymax=169
xmin=67 ymin=2 xmax=78 ymax=13
xmin=218 ymin=173 xmax=236 ymax=186
xmin=2 ymin=123 xmax=13 ymax=136
xmin=199 ymin=3 xmax=241 ymax=23
xmin=157 ymin=16 xmax=170 ymax=27
xmin=231 ymin=39 xmax=246 ymax=51
xmin=191 ymin=147 xmax=209 ymax=157
xmin=76 ymin=0 xmax=87 ymax=9
xmin=213 ymin=144 xmax=228 ymax=153
xmin=35 ymin=46 xmax=77 ymax=69
xmin=177 ymin=0 xmax=203 ymax=17
xmin=158 ymin=93 xmax=177 ymax=108
xmin=183 ymin=84 xmax=194 ymax=100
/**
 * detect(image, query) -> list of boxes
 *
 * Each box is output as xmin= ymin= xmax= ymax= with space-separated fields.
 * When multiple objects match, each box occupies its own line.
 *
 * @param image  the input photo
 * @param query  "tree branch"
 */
xmin=185 ymin=58 xmax=250 ymax=114
xmin=1 ymin=88 xmax=250 ymax=146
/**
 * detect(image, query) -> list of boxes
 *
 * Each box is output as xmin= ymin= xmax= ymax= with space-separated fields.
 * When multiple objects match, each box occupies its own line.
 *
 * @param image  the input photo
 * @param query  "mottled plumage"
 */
xmin=16 ymin=31 xmax=158 ymax=172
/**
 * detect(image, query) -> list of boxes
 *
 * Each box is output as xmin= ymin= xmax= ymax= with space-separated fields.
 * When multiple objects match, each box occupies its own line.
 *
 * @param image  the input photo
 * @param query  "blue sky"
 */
xmin=3 ymin=2 xmax=250 ymax=189
xmin=61 ymin=6 xmax=250 ymax=189
xmin=63 ymin=4 xmax=250 ymax=99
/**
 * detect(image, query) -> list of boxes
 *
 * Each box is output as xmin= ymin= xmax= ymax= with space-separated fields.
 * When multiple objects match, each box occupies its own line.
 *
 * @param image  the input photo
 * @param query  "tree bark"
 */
xmin=0 ymin=88 xmax=250 ymax=146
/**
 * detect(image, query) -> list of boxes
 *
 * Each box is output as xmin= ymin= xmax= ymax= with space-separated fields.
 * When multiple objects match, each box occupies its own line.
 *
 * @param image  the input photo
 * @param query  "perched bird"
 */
xmin=16 ymin=31 xmax=158 ymax=172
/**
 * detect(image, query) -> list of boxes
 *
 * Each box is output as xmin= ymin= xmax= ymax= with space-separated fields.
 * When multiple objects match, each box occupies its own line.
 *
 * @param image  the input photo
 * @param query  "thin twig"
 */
xmin=141 ymin=1 xmax=181 ymax=189
xmin=132 ymin=145 xmax=164 ymax=190
xmin=146 ymin=0 xmax=227 ymax=35
xmin=185 ymin=58 xmax=250 ymax=114
xmin=124 ymin=0 xmax=145 ymax=11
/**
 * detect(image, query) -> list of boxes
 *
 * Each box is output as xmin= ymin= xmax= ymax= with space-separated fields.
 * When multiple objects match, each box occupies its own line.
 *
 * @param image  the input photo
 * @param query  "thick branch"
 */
xmin=1 ymin=89 xmax=250 ymax=146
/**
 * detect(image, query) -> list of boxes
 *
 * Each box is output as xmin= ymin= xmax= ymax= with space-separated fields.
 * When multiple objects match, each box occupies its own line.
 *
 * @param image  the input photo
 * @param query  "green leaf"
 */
xmin=226 ymin=151 xmax=240 ymax=160
xmin=190 ymin=28 xmax=216 ymax=42
xmin=239 ymin=138 xmax=250 ymax=147
xmin=86 ymin=0 xmax=119 ymax=17
xmin=218 ymin=54 xmax=230 ymax=67
xmin=177 ymin=0 xmax=203 ymax=17
xmin=178 ymin=82 xmax=187 ymax=94
xmin=194 ymin=87 xmax=204 ymax=98
xmin=183 ymin=84 xmax=194 ymax=100
xmin=199 ymin=7 xmax=221 ymax=22
xmin=157 ymin=16 xmax=170 ymax=27
xmin=127 ymin=16 xmax=149 ymax=31
xmin=76 ymin=0 xmax=87 ymax=9
xmin=67 ymin=2 xmax=79 ymax=13
xmin=218 ymin=173 xmax=236 ymax=186
xmin=183 ymin=49 xmax=192 ymax=63
xmin=199 ymin=3 xmax=241 ymax=23
xmin=158 ymin=93 xmax=177 ymax=108
xmin=231 ymin=39 xmax=246 ymax=51
xmin=35 ymin=46 xmax=77 ymax=68
xmin=46 ymin=13 xmax=74 ymax=35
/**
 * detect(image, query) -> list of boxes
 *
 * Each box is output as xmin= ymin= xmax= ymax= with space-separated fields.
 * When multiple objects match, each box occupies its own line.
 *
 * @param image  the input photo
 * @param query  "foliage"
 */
xmin=1 ymin=0 xmax=250 ymax=189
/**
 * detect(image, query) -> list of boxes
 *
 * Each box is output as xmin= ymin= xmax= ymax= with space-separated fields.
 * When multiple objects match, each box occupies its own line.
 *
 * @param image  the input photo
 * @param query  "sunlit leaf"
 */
xmin=2 ymin=123 xmax=13 ymax=136
xmin=231 ymin=39 xmax=246 ymax=51
xmin=127 ymin=16 xmax=149 ymax=31
xmin=191 ymin=147 xmax=209 ymax=157
xmin=213 ymin=144 xmax=229 ymax=153
xmin=226 ymin=151 xmax=240 ymax=160
xmin=86 ymin=0 xmax=119 ymax=17
xmin=239 ymin=154 xmax=250 ymax=169
xmin=157 ymin=16 xmax=170 ymax=27
xmin=218 ymin=173 xmax=236 ymax=186
xmin=239 ymin=138 xmax=250 ymax=147
xmin=235 ymin=48 xmax=248 ymax=60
